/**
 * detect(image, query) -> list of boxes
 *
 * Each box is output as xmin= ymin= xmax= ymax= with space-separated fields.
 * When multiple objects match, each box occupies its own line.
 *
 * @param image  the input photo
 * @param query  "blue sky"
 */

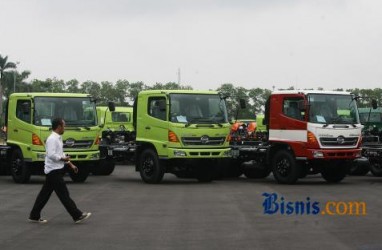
xmin=1 ymin=0 xmax=382 ymax=90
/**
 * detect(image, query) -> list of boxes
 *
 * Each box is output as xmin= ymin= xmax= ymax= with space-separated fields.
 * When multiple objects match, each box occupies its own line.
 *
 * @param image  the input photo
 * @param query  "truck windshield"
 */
xmin=111 ymin=112 xmax=130 ymax=122
xmin=169 ymin=94 xmax=228 ymax=124
xmin=33 ymin=97 xmax=97 ymax=127
xmin=308 ymin=94 xmax=360 ymax=125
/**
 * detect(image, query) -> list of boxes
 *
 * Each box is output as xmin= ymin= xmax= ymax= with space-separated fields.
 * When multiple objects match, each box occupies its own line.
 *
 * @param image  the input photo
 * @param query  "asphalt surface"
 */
xmin=1 ymin=165 xmax=382 ymax=250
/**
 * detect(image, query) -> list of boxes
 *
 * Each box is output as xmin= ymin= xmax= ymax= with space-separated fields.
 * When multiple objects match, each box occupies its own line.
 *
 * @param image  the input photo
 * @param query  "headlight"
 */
xmin=174 ymin=150 xmax=186 ymax=157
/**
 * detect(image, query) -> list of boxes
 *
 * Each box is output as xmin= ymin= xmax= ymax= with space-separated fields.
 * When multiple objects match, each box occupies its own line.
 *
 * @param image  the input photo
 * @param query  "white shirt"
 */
xmin=44 ymin=132 xmax=65 ymax=174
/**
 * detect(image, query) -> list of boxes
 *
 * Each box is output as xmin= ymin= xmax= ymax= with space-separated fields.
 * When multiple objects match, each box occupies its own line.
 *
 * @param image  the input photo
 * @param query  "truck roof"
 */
xmin=138 ymin=90 xmax=219 ymax=95
xmin=271 ymin=90 xmax=352 ymax=95
xmin=9 ymin=93 xmax=92 ymax=98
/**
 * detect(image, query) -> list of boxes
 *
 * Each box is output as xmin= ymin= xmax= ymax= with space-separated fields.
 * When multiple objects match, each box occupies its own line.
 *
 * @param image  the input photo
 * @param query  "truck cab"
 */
xmin=134 ymin=90 xmax=231 ymax=183
xmin=231 ymin=90 xmax=363 ymax=184
xmin=266 ymin=90 xmax=362 ymax=183
xmin=355 ymin=107 xmax=382 ymax=176
xmin=2 ymin=93 xmax=100 ymax=183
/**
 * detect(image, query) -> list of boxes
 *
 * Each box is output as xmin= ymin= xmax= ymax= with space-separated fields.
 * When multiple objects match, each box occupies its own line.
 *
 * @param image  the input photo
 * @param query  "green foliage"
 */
xmin=1 ymin=52 xmax=382 ymax=116
xmin=217 ymin=83 xmax=270 ymax=120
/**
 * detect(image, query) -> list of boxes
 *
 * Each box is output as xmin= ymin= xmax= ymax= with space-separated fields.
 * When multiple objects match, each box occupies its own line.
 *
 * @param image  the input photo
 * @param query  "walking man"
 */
xmin=29 ymin=117 xmax=91 ymax=224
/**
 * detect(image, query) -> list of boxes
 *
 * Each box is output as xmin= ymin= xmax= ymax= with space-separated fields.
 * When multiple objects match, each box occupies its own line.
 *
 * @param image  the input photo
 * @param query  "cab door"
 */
xmin=7 ymin=98 xmax=36 ymax=160
xmin=269 ymin=94 xmax=307 ymax=142
xmin=138 ymin=95 xmax=169 ymax=157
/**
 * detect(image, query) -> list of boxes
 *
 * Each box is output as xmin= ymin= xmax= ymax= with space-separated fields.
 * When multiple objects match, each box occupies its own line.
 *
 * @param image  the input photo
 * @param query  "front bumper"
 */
xmin=307 ymin=148 xmax=361 ymax=160
xmin=166 ymin=147 xmax=231 ymax=159
xmin=30 ymin=150 xmax=100 ymax=162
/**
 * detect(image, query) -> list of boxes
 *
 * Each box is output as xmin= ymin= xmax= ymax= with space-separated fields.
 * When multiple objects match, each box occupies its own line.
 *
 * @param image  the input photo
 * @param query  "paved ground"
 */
xmin=0 ymin=165 xmax=382 ymax=250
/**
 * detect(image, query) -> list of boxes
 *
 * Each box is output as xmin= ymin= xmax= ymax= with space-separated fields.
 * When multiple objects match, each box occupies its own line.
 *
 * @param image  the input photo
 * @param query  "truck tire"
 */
xmin=349 ymin=160 xmax=370 ymax=176
xmin=93 ymin=159 xmax=115 ymax=176
xmin=272 ymin=150 xmax=300 ymax=184
xmin=69 ymin=164 xmax=89 ymax=183
xmin=243 ymin=161 xmax=271 ymax=179
xmin=321 ymin=162 xmax=347 ymax=183
xmin=139 ymin=149 xmax=165 ymax=184
xmin=11 ymin=149 xmax=31 ymax=183
xmin=369 ymin=161 xmax=382 ymax=176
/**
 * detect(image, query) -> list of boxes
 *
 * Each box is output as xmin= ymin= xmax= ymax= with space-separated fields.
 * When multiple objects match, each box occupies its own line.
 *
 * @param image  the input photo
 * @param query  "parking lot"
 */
xmin=1 ymin=164 xmax=382 ymax=250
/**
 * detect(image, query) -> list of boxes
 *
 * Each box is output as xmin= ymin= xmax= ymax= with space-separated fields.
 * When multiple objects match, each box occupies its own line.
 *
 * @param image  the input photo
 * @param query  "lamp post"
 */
xmin=13 ymin=61 xmax=20 ymax=93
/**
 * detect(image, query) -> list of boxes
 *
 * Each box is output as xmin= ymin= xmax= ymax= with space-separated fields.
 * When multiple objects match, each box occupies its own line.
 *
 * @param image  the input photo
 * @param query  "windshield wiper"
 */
xmin=185 ymin=118 xmax=196 ymax=127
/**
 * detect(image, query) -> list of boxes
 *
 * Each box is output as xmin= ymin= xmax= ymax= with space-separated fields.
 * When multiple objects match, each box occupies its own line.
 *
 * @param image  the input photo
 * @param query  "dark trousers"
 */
xmin=30 ymin=168 xmax=82 ymax=221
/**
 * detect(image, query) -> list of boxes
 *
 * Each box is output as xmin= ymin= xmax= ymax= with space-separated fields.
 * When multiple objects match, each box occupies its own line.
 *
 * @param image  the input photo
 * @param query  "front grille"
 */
xmin=181 ymin=137 xmax=225 ymax=146
xmin=319 ymin=137 xmax=358 ymax=146
xmin=63 ymin=140 xmax=93 ymax=149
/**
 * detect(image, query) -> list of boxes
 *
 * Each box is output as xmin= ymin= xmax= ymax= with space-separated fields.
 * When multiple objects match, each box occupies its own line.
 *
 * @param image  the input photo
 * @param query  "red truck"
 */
xmin=230 ymin=90 xmax=362 ymax=184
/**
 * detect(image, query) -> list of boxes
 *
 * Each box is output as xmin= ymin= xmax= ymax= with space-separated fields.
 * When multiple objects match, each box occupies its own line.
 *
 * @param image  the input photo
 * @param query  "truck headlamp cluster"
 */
xmin=90 ymin=152 xmax=100 ymax=160
xmin=313 ymin=151 xmax=324 ymax=158
xmin=174 ymin=150 xmax=186 ymax=157
xmin=37 ymin=153 xmax=46 ymax=160
xmin=223 ymin=150 xmax=232 ymax=157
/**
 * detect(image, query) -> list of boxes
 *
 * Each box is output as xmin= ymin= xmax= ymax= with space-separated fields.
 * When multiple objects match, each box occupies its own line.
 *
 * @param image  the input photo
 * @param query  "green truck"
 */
xmin=131 ymin=90 xmax=232 ymax=183
xmin=0 ymin=93 xmax=100 ymax=183
xmin=97 ymin=106 xmax=134 ymax=132
xmin=351 ymin=106 xmax=382 ymax=176
xmin=95 ymin=106 xmax=135 ymax=175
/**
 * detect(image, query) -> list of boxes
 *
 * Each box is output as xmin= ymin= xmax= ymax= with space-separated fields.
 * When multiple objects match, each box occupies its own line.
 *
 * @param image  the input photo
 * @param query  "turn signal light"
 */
xmin=168 ymin=130 xmax=180 ymax=143
xmin=307 ymin=131 xmax=319 ymax=148
xmin=357 ymin=136 xmax=362 ymax=147
xmin=32 ymin=133 xmax=44 ymax=146
xmin=94 ymin=135 xmax=100 ymax=145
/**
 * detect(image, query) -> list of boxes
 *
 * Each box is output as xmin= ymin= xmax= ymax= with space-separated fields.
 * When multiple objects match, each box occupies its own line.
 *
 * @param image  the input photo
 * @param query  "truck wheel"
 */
xmin=69 ymin=164 xmax=89 ymax=183
xmin=243 ymin=161 xmax=271 ymax=179
xmin=139 ymin=149 xmax=164 ymax=184
xmin=93 ymin=159 xmax=115 ymax=176
xmin=349 ymin=160 xmax=370 ymax=176
xmin=321 ymin=162 xmax=347 ymax=183
xmin=11 ymin=149 xmax=31 ymax=183
xmin=272 ymin=150 xmax=300 ymax=184
xmin=370 ymin=161 xmax=382 ymax=176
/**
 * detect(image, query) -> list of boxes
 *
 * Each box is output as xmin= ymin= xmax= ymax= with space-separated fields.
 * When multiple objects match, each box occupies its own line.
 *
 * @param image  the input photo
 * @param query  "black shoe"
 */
xmin=28 ymin=218 xmax=48 ymax=224
xmin=74 ymin=212 xmax=91 ymax=224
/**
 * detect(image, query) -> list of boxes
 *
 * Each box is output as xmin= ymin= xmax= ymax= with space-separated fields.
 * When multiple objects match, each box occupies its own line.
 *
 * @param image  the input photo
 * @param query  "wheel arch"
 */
xmin=267 ymin=142 xmax=295 ymax=164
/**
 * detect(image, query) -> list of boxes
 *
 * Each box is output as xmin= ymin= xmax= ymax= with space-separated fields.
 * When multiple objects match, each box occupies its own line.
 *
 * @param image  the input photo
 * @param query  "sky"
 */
xmin=1 ymin=0 xmax=382 ymax=91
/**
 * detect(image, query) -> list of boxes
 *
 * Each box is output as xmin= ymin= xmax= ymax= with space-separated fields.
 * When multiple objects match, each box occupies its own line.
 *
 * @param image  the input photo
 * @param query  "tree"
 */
xmin=0 ymin=55 xmax=16 ymax=116
xmin=114 ymin=80 xmax=130 ymax=105
xmin=216 ymin=83 xmax=253 ymax=120
xmin=66 ymin=79 xmax=80 ymax=93
xmin=128 ymin=81 xmax=147 ymax=101
xmin=3 ymin=70 xmax=31 ymax=97
xmin=248 ymin=88 xmax=271 ymax=114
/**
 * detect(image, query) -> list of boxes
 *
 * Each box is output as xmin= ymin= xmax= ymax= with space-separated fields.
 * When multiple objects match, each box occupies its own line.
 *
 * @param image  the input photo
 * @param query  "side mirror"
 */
xmin=372 ymin=99 xmax=378 ymax=110
xmin=239 ymin=99 xmax=246 ymax=109
xmin=108 ymin=102 xmax=115 ymax=112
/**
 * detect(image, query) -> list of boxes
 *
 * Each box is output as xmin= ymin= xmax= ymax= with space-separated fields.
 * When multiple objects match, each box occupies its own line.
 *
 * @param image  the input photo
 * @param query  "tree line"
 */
xmin=1 ymin=54 xmax=381 ymax=123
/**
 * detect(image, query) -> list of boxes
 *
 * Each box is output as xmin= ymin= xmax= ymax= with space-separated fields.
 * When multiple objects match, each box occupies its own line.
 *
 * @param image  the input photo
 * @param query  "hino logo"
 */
xmin=200 ymin=135 xmax=209 ymax=144
xmin=65 ymin=138 xmax=76 ymax=147
xmin=337 ymin=136 xmax=345 ymax=144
